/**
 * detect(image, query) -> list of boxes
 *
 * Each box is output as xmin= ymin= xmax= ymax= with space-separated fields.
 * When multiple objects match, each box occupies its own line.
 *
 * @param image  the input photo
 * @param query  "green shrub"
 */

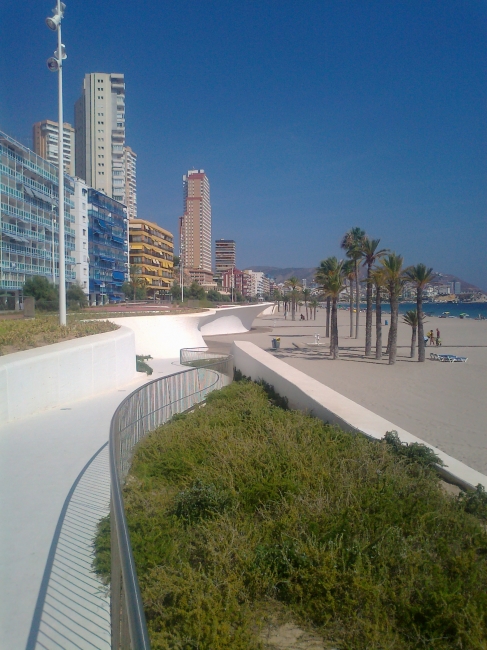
xmin=96 ymin=382 xmax=487 ymax=650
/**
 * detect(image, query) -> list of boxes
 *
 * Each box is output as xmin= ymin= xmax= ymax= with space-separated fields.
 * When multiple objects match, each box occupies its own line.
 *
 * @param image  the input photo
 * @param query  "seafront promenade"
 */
xmin=0 ymin=357 xmax=185 ymax=650
xmin=206 ymin=307 xmax=487 ymax=476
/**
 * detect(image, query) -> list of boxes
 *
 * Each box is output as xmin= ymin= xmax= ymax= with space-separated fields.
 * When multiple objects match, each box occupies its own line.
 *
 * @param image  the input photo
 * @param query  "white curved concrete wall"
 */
xmin=199 ymin=303 xmax=273 ymax=336
xmin=0 ymin=326 xmax=136 ymax=423
xmin=258 ymin=303 xmax=277 ymax=316
xmin=109 ymin=304 xmax=274 ymax=358
xmin=232 ymin=341 xmax=487 ymax=492
xmin=109 ymin=313 xmax=207 ymax=358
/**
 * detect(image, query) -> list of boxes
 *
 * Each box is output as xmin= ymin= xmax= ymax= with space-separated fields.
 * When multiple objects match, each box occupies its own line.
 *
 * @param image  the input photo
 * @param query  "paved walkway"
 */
xmin=0 ymin=358 xmax=185 ymax=650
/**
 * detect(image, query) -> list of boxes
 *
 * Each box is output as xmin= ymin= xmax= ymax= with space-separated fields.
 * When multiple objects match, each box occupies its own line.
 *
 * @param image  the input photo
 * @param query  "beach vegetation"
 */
xmin=402 ymin=309 xmax=419 ymax=358
xmin=95 ymin=380 xmax=487 ymax=649
xmin=404 ymin=264 xmax=436 ymax=362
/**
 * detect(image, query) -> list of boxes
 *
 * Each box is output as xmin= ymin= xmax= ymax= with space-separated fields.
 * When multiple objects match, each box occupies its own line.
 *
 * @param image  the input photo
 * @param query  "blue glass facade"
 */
xmin=0 ymin=130 xmax=76 ymax=293
xmin=88 ymin=189 xmax=128 ymax=303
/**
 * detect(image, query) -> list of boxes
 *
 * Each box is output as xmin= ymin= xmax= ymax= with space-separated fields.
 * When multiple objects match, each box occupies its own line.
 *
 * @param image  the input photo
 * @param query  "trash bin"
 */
xmin=385 ymin=320 xmax=389 ymax=326
xmin=271 ymin=338 xmax=281 ymax=349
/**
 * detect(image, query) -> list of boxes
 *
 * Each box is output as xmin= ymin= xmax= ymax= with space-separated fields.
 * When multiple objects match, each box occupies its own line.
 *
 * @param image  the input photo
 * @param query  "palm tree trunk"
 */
xmin=417 ymin=289 xmax=425 ymax=362
xmin=326 ymin=297 xmax=331 ymax=337
xmin=365 ymin=266 xmax=373 ymax=356
xmin=291 ymin=298 xmax=295 ymax=321
xmin=388 ymin=294 xmax=399 ymax=365
xmin=349 ymin=281 xmax=353 ymax=337
xmin=331 ymin=297 xmax=339 ymax=359
xmin=410 ymin=326 xmax=416 ymax=358
xmin=375 ymin=290 xmax=382 ymax=360
xmin=355 ymin=260 xmax=360 ymax=339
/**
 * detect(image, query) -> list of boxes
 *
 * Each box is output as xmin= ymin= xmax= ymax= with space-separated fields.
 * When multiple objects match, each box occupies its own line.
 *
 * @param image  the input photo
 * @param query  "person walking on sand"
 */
xmin=436 ymin=328 xmax=441 ymax=346
xmin=430 ymin=329 xmax=435 ymax=345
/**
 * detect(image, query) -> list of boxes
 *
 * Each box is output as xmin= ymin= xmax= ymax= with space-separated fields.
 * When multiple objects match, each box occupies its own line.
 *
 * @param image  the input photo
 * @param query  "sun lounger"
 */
xmin=431 ymin=353 xmax=468 ymax=363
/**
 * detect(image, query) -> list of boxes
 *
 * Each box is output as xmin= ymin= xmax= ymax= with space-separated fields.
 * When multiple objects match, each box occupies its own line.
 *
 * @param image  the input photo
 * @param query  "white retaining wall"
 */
xmin=0 ymin=326 xmax=136 ymax=423
xmin=232 ymin=341 xmax=487 ymax=491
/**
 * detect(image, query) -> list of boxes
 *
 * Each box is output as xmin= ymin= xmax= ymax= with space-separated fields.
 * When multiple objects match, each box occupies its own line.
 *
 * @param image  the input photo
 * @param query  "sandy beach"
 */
xmin=205 ymin=306 xmax=487 ymax=476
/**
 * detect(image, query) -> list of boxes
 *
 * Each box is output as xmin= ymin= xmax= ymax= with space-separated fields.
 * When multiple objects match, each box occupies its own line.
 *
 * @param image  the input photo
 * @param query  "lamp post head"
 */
xmin=45 ymin=2 xmax=66 ymax=30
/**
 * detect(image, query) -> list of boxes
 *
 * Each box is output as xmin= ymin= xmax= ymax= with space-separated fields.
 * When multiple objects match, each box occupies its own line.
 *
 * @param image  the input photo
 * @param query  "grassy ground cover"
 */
xmin=97 ymin=380 xmax=487 ymax=649
xmin=0 ymin=314 xmax=117 ymax=355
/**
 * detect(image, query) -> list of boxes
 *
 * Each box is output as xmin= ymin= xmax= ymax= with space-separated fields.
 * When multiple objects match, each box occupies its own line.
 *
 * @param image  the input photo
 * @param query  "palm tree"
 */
xmin=273 ymin=289 xmax=283 ymax=312
xmin=343 ymin=261 xmax=355 ymax=337
xmin=404 ymin=264 xmax=435 ymax=362
xmin=315 ymin=260 xmax=334 ymax=337
xmin=371 ymin=268 xmax=386 ymax=360
xmin=318 ymin=257 xmax=347 ymax=359
xmin=403 ymin=309 xmax=419 ymax=358
xmin=341 ymin=227 xmax=366 ymax=339
xmin=381 ymin=253 xmax=405 ymax=365
xmin=284 ymin=276 xmax=301 ymax=321
xmin=309 ymin=298 xmax=319 ymax=320
xmin=362 ymin=238 xmax=388 ymax=356
xmin=302 ymin=287 xmax=311 ymax=320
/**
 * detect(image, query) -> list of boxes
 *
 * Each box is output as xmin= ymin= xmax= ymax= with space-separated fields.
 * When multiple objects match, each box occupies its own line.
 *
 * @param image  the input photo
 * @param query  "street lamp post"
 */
xmin=46 ymin=1 xmax=67 ymax=325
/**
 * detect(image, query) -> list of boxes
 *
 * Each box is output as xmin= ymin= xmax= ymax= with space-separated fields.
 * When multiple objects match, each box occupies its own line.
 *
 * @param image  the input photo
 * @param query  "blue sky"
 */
xmin=1 ymin=1 xmax=486 ymax=288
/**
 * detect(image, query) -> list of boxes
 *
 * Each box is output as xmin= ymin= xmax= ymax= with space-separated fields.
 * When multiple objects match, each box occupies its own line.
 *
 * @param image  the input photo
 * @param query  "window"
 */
xmin=82 ymin=229 xmax=86 ymax=236
xmin=83 ymin=242 xmax=86 ymax=249
xmin=97 ymin=121 xmax=104 ymax=125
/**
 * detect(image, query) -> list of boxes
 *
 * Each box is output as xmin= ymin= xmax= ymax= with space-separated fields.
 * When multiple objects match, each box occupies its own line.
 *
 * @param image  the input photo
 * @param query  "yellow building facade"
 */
xmin=129 ymin=219 xmax=174 ymax=297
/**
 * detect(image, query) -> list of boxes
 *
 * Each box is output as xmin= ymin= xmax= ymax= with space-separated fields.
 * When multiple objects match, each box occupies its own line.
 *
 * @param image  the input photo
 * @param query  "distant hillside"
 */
xmin=249 ymin=266 xmax=483 ymax=293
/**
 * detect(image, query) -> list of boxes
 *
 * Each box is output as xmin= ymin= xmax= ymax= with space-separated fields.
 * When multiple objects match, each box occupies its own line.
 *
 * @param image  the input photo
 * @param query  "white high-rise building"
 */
xmin=32 ymin=120 xmax=75 ymax=175
xmin=179 ymin=169 xmax=213 ymax=285
xmin=74 ymin=73 xmax=127 ymax=202
xmin=124 ymin=145 xmax=137 ymax=219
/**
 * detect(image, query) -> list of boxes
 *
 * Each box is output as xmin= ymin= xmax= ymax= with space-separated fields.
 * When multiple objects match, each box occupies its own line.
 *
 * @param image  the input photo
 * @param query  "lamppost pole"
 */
xmin=46 ymin=1 xmax=67 ymax=325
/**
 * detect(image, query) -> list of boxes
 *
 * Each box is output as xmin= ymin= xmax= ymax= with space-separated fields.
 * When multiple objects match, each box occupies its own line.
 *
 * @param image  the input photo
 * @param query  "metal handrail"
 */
xmin=109 ymin=356 xmax=233 ymax=649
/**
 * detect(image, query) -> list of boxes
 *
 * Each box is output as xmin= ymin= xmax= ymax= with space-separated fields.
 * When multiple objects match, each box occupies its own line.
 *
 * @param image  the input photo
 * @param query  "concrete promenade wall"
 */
xmin=232 ymin=341 xmax=487 ymax=491
xmin=110 ymin=303 xmax=273 ymax=358
xmin=0 ymin=326 xmax=136 ymax=423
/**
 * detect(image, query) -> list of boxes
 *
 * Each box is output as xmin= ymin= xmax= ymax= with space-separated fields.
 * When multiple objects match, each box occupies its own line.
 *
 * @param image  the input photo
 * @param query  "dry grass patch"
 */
xmin=0 ymin=314 xmax=118 ymax=355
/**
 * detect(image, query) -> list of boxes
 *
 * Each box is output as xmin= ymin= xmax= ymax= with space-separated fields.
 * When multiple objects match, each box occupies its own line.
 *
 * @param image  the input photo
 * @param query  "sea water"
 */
xmin=340 ymin=302 xmax=487 ymax=319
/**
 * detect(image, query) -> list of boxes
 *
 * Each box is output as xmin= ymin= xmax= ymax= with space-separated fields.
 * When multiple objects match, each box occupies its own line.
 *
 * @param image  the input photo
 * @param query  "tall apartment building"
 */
xmin=129 ymin=219 xmax=173 ymax=298
xmin=124 ymin=146 xmax=137 ymax=219
xmin=215 ymin=239 xmax=236 ymax=276
xmin=32 ymin=120 xmax=75 ymax=175
xmin=179 ymin=169 xmax=213 ymax=285
xmin=0 ymin=130 xmax=78 ymax=297
xmin=74 ymin=72 xmax=127 ymax=203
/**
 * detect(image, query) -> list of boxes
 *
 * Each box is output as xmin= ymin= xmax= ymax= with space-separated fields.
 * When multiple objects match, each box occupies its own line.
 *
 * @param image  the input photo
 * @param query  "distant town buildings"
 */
xmin=32 ymin=120 xmax=75 ymax=176
xmin=74 ymin=73 xmax=135 ymax=207
xmin=179 ymin=169 xmax=213 ymax=286
xmin=129 ymin=219 xmax=174 ymax=298
xmin=215 ymin=239 xmax=236 ymax=276
xmin=222 ymin=268 xmax=251 ymax=298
